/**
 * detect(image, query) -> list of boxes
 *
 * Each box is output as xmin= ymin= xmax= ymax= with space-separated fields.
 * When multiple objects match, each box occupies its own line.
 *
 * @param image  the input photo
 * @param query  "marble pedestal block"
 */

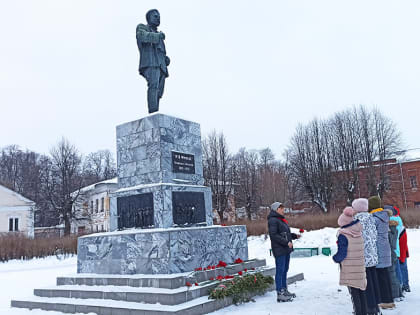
xmin=77 ymin=225 xmax=248 ymax=275
xmin=109 ymin=183 xmax=213 ymax=231
xmin=116 ymin=114 xmax=204 ymax=188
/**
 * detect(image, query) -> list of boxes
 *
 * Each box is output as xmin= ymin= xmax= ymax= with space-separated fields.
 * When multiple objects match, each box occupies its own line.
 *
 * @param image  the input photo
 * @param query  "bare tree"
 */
xmin=234 ymin=148 xmax=260 ymax=219
xmin=83 ymin=149 xmax=117 ymax=184
xmin=41 ymin=138 xmax=85 ymax=235
xmin=202 ymin=131 xmax=235 ymax=223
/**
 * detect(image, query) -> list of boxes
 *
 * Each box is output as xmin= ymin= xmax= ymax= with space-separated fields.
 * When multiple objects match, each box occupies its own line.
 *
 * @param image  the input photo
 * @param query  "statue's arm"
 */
xmin=136 ymin=25 xmax=161 ymax=44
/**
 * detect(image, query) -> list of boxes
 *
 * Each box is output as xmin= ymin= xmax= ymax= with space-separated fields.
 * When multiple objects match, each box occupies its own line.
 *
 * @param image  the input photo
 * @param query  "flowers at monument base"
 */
xmin=234 ymin=258 xmax=243 ymax=264
xmin=244 ymin=268 xmax=248 ymax=272
xmin=194 ymin=282 xmax=199 ymax=286
xmin=194 ymin=267 xmax=203 ymax=271
xmin=185 ymin=281 xmax=192 ymax=287
xmin=216 ymin=260 xmax=227 ymax=268
xmin=209 ymin=272 xmax=274 ymax=304
xmin=299 ymin=228 xmax=305 ymax=233
xmin=209 ymin=277 xmax=215 ymax=281
xmin=238 ymin=271 xmax=243 ymax=276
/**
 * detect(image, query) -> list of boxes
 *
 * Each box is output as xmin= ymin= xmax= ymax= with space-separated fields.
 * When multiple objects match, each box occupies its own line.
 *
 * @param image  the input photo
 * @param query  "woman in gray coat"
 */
xmin=368 ymin=196 xmax=395 ymax=310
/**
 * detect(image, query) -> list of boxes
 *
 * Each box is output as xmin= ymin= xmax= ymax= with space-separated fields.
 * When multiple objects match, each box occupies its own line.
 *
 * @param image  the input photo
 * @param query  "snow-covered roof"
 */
xmin=398 ymin=148 xmax=420 ymax=163
xmin=78 ymin=177 xmax=118 ymax=194
xmin=0 ymin=184 xmax=35 ymax=208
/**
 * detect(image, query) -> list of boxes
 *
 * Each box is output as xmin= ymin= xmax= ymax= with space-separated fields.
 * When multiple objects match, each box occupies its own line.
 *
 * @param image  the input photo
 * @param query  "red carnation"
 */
xmin=221 ymin=224 xmax=226 ymax=226
xmin=216 ymin=260 xmax=227 ymax=268
xmin=195 ymin=282 xmax=199 ymax=286
xmin=186 ymin=282 xmax=192 ymax=287
xmin=299 ymin=228 xmax=305 ymax=233
xmin=244 ymin=268 xmax=248 ymax=272
xmin=238 ymin=271 xmax=243 ymax=276
xmin=254 ymin=276 xmax=257 ymax=283
xmin=194 ymin=267 xmax=203 ymax=271
xmin=251 ymin=267 xmax=255 ymax=270
xmin=234 ymin=258 xmax=243 ymax=264
xmin=209 ymin=277 xmax=215 ymax=281
xmin=216 ymin=275 xmax=224 ymax=281
xmin=211 ymin=265 xmax=216 ymax=270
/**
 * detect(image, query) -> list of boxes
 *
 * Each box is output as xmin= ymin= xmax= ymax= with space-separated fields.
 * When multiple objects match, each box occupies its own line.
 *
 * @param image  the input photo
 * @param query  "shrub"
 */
xmin=0 ymin=234 xmax=77 ymax=262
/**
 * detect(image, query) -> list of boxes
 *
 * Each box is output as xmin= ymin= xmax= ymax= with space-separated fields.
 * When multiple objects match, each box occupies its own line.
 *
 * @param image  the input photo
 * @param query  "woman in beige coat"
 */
xmin=333 ymin=207 xmax=368 ymax=315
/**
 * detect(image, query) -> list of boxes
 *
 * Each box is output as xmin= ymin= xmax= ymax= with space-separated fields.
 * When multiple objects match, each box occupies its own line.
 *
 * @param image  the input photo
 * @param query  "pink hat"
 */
xmin=352 ymin=198 xmax=368 ymax=213
xmin=338 ymin=207 xmax=355 ymax=227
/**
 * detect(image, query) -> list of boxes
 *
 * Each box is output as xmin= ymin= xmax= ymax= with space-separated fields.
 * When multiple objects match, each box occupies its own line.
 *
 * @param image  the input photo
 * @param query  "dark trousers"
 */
xmin=365 ymin=267 xmax=381 ymax=314
xmin=143 ymin=67 xmax=166 ymax=113
xmin=275 ymin=253 xmax=290 ymax=291
xmin=376 ymin=267 xmax=393 ymax=303
xmin=348 ymin=287 xmax=368 ymax=315
xmin=395 ymin=260 xmax=403 ymax=284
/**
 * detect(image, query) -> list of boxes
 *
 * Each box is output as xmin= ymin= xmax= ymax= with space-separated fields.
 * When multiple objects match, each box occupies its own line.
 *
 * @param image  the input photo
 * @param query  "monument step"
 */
xmin=58 ymin=259 xmax=266 ymax=289
xmin=39 ymin=267 xmax=275 ymax=305
xmin=12 ymin=273 xmax=304 ymax=315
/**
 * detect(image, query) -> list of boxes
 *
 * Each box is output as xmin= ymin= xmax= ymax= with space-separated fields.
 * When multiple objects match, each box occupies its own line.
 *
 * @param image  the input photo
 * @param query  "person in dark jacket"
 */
xmin=268 ymin=202 xmax=300 ymax=302
xmin=368 ymin=196 xmax=395 ymax=310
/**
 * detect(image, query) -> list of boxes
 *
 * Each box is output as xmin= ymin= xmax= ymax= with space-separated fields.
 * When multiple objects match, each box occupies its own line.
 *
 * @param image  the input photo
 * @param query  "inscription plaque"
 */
xmin=172 ymin=151 xmax=195 ymax=174
xmin=117 ymin=193 xmax=154 ymax=229
xmin=172 ymin=191 xmax=205 ymax=226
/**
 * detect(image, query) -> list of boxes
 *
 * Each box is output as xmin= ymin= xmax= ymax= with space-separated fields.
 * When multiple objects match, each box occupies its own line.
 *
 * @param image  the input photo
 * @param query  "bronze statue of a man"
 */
xmin=136 ymin=9 xmax=170 ymax=114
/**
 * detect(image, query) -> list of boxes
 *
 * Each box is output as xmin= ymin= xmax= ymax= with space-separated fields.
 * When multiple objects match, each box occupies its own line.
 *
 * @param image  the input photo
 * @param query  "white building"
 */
xmin=71 ymin=178 xmax=118 ymax=234
xmin=0 ymin=184 xmax=35 ymax=238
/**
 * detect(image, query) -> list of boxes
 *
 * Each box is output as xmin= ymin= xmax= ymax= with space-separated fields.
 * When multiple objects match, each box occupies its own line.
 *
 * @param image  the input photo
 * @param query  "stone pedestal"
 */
xmin=77 ymin=113 xmax=249 ymax=275
xmin=77 ymin=225 xmax=248 ymax=274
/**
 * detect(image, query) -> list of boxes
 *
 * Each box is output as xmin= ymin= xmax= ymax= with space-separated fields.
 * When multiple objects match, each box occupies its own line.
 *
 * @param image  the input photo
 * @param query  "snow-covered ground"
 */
xmin=0 ymin=228 xmax=419 ymax=315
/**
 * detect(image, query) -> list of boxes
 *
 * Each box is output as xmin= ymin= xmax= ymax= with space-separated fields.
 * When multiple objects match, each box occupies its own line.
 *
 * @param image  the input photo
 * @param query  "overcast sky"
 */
xmin=1 ymin=0 xmax=419 ymax=159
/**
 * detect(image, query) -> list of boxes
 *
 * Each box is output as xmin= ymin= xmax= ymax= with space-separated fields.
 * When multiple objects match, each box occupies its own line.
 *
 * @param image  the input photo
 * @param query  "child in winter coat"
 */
xmin=389 ymin=206 xmax=404 ymax=287
xmin=399 ymin=226 xmax=410 ymax=292
xmin=388 ymin=217 xmax=404 ymax=301
xmin=333 ymin=207 xmax=367 ymax=315
xmin=353 ymin=198 xmax=381 ymax=315
xmin=368 ymin=196 xmax=395 ymax=310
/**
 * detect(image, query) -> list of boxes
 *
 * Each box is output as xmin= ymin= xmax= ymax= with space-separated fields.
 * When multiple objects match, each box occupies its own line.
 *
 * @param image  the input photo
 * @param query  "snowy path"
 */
xmin=0 ymin=229 xmax=419 ymax=315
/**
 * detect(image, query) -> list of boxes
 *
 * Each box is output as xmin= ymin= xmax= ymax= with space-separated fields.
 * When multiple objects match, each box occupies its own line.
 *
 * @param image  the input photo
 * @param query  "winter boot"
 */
xmin=277 ymin=289 xmax=293 ymax=302
xmin=284 ymin=288 xmax=296 ymax=298
xmin=402 ymin=284 xmax=411 ymax=292
xmin=379 ymin=303 xmax=395 ymax=310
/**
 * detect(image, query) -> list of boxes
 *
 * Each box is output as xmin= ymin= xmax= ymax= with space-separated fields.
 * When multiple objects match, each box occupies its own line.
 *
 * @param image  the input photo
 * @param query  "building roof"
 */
xmin=0 ymin=184 xmax=35 ymax=208
xmin=78 ymin=177 xmax=118 ymax=194
xmin=398 ymin=148 xmax=420 ymax=163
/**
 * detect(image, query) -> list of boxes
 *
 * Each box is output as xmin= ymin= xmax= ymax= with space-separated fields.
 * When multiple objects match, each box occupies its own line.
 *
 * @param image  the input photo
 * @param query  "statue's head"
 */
xmin=146 ymin=9 xmax=160 ymax=27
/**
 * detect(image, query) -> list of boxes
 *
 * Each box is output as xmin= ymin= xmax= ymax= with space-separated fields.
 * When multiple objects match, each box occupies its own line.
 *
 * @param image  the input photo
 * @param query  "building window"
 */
xmin=410 ymin=176 xmax=418 ymax=188
xmin=415 ymin=202 xmax=420 ymax=208
xmin=9 ymin=218 xmax=19 ymax=232
xmin=101 ymin=225 xmax=104 ymax=232
xmin=95 ymin=199 xmax=99 ymax=213
xmin=101 ymin=197 xmax=104 ymax=212
xmin=90 ymin=201 xmax=94 ymax=213
xmin=96 ymin=225 xmax=99 ymax=232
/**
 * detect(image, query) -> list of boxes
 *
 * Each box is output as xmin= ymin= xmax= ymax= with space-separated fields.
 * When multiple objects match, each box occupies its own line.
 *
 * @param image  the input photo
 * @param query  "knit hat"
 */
xmin=368 ymin=196 xmax=382 ymax=210
xmin=270 ymin=201 xmax=283 ymax=211
xmin=338 ymin=207 xmax=355 ymax=227
xmin=352 ymin=198 xmax=368 ymax=213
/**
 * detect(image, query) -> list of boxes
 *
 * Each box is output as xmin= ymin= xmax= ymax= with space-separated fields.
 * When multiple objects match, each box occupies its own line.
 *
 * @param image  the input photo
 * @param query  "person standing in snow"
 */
xmin=352 ymin=198 xmax=381 ymax=315
xmin=267 ymin=202 xmax=300 ymax=302
xmin=368 ymin=196 xmax=395 ymax=310
xmin=399 ymin=224 xmax=411 ymax=292
xmin=387 ymin=216 xmax=404 ymax=301
xmin=333 ymin=207 xmax=367 ymax=315
xmin=388 ymin=206 xmax=404 ymax=287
